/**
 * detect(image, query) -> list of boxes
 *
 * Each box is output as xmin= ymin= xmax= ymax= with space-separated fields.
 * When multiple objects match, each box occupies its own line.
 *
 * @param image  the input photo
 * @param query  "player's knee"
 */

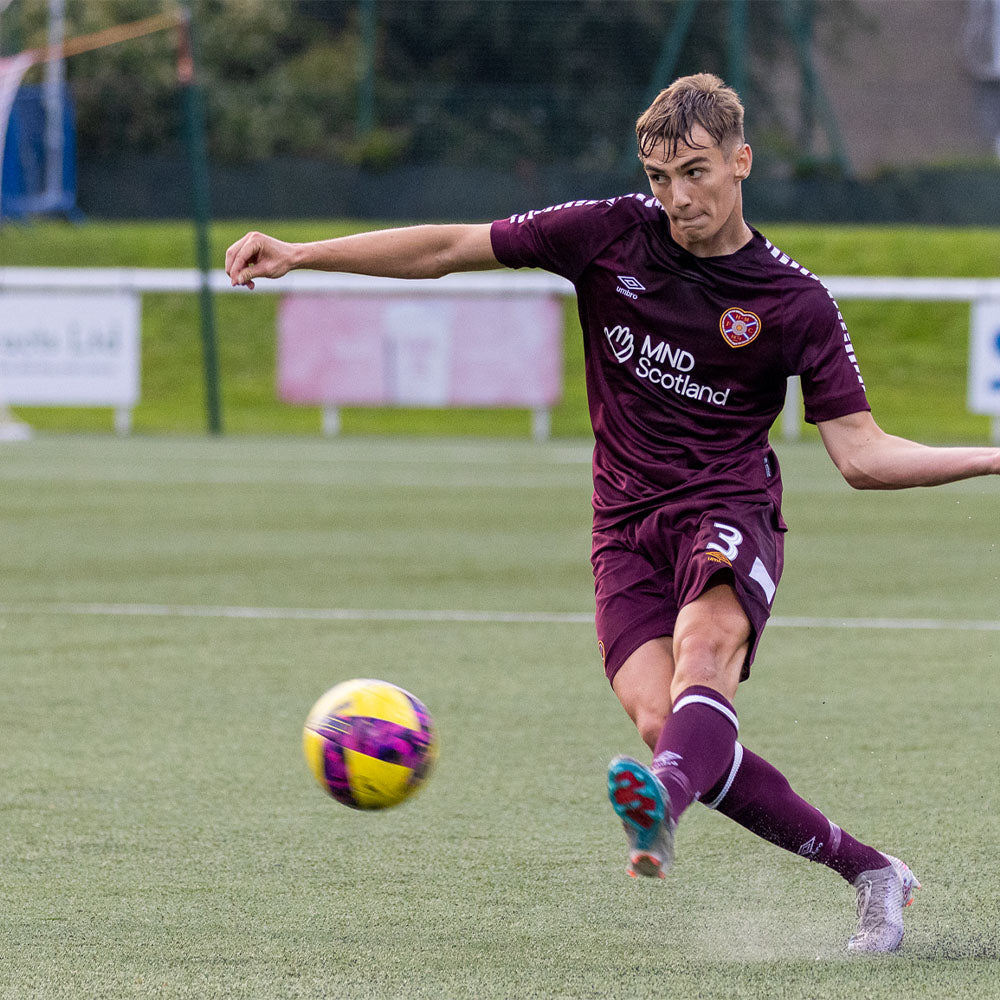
xmin=671 ymin=629 xmax=744 ymax=699
xmin=672 ymin=628 xmax=729 ymax=672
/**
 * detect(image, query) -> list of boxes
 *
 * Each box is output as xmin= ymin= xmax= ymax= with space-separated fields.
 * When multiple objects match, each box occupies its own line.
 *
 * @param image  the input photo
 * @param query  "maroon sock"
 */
xmin=705 ymin=744 xmax=888 ymax=883
xmin=651 ymin=685 xmax=739 ymax=820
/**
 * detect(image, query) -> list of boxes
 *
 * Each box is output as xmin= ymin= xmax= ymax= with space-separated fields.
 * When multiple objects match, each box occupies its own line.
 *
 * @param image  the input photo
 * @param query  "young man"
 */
xmin=227 ymin=73 xmax=1000 ymax=952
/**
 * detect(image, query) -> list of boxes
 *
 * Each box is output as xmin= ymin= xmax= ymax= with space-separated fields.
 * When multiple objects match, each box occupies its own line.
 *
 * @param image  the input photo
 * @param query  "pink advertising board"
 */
xmin=277 ymin=292 xmax=563 ymax=408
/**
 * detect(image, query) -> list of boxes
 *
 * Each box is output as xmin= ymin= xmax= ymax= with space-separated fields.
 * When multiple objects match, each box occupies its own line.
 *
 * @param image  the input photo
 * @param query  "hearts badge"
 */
xmin=719 ymin=307 xmax=761 ymax=348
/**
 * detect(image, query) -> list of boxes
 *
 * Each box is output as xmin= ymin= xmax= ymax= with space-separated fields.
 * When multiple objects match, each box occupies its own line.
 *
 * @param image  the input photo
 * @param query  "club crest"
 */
xmin=719 ymin=307 xmax=761 ymax=348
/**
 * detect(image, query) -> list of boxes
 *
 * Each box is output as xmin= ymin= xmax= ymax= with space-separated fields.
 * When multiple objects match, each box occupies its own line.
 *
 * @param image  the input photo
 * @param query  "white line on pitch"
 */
xmin=0 ymin=602 xmax=998 ymax=631
xmin=772 ymin=615 xmax=1000 ymax=631
xmin=0 ymin=602 xmax=594 ymax=625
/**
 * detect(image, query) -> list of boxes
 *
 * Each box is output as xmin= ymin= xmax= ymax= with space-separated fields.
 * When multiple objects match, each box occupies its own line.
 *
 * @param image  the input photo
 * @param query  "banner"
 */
xmin=0 ymin=290 xmax=140 ymax=406
xmin=0 ymin=52 xmax=36 ymax=214
xmin=278 ymin=292 xmax=563 ymax=409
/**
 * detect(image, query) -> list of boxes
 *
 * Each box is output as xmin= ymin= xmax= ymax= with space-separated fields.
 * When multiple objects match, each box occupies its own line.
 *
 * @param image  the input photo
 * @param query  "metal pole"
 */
xmin=643 ymin=0 xmax=700 ymax=108
xmin=44 ymin=0 xmax=65 ymax=206
xmin=178 ymin=6 xmax=222 ymax=435
xmin=780 ymin=0 xmax=851 ymax=175
xmin=357 ymin=0 xmax=376 ymax=136
xmin=620 ymin=0 xmax=699 ymax=173
xmin=728 ymin=0 xmax=748 ymax=99
xmin=794 ymin=0 xmax=816 ymax=155
xmin=0 ymin=0 xmax=18 ymax=51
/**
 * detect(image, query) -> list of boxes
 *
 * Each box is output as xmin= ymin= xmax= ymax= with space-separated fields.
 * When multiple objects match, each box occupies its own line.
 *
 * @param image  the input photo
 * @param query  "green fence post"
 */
xmin=358 ymin=0 xmax=376 ymax=137
xmin=728 ymin=0 xmax=748 ymax=100
xmin=620 ymin=0 xmax=700 ymax=174
xmin=178 ymin=5 xmax=222 ymax=435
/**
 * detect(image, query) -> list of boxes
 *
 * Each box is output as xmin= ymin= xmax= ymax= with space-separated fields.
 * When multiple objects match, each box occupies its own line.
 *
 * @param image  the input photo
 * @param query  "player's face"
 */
xmin=640 ymin=124 xmax=752 ymax=257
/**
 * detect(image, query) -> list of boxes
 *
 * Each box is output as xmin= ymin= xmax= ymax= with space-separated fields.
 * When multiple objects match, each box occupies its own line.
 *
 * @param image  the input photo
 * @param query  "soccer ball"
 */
xmin=302 ymin=678 xmax=437 ymax=809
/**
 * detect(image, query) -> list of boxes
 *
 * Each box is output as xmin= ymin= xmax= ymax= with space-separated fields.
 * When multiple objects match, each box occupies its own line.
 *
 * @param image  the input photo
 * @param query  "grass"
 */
xmin=1 ymin=434 xmax=998 ymax=998
xmin=1 ymin=219 xmax=999 ymax=441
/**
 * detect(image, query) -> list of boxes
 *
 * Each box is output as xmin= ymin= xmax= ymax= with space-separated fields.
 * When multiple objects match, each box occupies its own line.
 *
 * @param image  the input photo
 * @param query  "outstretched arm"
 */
xmin=817 ymin=410 xmax=1000 ymax=489
xmin=225 ymin=223 xmax=499 ymax=289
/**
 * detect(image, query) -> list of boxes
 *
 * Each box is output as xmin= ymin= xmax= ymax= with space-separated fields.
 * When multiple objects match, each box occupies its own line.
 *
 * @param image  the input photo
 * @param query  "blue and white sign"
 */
xmin=969 ymin=300 xmax=1000 ymax=415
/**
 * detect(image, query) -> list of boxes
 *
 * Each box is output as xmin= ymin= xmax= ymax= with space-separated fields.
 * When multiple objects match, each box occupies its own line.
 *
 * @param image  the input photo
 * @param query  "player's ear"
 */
xmin=734 ymin=143 xmax=752 ymax=181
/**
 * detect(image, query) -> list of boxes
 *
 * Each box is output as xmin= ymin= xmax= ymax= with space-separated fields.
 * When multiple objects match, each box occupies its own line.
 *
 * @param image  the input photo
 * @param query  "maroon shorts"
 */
xmin=591 ymin=501 xmax=785 ymax=684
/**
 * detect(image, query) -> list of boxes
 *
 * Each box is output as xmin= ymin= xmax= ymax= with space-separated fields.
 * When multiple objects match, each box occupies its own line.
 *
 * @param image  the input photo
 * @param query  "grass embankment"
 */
xmin=2 ymin=220 xmax=997 ymax=441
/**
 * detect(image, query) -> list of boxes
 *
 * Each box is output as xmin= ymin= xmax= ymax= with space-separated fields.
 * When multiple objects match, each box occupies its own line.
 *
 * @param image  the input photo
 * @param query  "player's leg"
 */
xmin=602 ymin=536 xmax=918 ymax=950
xmin=609 ymin=621 xmax=919 ymax=949
xmin=671 ymin=512 xmax=919 ymax=950
xmin=644 ymin=581 xmax=748 ymax=818
xmin=609 ymin=635 xmax=674 ymax=749
xmin=607 ymin=584 xmax=747 ymax=877
xmin=629 ymin=510 xmax=772 ymax=825
xmin=702 ymin=744 xmax=920 ymax=951
xmin=598 ymin=513 xmax=752 ymax=878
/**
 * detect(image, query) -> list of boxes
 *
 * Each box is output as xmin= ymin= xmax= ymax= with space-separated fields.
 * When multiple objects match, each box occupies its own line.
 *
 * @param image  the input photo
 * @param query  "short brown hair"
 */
xmin=636 ymin=73 xmax=745 ymax=159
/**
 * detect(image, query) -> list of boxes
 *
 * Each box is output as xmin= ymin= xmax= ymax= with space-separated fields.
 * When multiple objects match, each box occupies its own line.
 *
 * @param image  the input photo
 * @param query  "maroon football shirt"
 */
xmin=490 ymin=194 xmax=870 ymax=528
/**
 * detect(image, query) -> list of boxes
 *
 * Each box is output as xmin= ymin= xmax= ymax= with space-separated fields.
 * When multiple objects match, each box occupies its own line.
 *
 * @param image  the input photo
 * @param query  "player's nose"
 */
xmin=669 ymin=181 xmax=692 ymax=210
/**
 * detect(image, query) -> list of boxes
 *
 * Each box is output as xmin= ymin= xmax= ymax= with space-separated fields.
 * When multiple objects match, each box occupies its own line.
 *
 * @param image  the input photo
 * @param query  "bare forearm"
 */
xmin=292 ymin=225 xmax=491 ymax=278
xmin=853 ymin=438 xmax=999 ymax=488
xmin=226 ymin=223 xmax=498 ymax=288
xmin=820 ymin=414 xmax=1000 ymax=489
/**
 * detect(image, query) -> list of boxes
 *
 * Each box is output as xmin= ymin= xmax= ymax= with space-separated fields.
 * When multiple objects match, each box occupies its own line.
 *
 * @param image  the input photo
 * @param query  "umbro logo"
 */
xmin=652 ymin=749 xmax=683 ymax=770
xmin=796 ymin=836 xmax=823 ymax=858
xmin=616 ymin=275 xmax=645 ymax=300
xmin=617 ymin=275 xmax=645 ymax=291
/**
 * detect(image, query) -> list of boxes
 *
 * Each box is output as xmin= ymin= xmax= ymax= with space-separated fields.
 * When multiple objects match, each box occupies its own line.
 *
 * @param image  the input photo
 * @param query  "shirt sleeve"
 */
xmin=490 ymin=197 xmax=645 ymax=283
xmin=786 ymin=283 xmax=871 ymax=424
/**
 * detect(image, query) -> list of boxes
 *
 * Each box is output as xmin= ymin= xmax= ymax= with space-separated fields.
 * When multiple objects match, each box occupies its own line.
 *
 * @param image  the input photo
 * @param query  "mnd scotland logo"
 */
xmin=603 ymin=324 xmax=733 ymax=407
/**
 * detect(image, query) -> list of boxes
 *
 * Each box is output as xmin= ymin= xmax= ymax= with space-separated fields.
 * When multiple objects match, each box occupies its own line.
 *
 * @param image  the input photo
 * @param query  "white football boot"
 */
xmin=847 ymin=854 xmax=921 ymax=952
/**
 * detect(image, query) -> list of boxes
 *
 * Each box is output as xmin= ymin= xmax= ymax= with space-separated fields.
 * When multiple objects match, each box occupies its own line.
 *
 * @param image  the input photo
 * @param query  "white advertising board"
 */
xmin=969 ymin=300 xmax=1000 ymax=415
xmin=0 ymin=291 xmax=140 ymax=406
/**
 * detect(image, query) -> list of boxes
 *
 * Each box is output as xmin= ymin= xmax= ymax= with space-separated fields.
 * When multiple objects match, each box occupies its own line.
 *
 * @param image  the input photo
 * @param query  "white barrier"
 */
xmin=2 ymin=268 xmax=1000 ymax=440
xmin=0 ymin=267 xmax=573 ymax=295
xmin=8 ymin=265 xmax=1000 ymax=299
xmin=0 ymin=268 xmax=574 ymax=437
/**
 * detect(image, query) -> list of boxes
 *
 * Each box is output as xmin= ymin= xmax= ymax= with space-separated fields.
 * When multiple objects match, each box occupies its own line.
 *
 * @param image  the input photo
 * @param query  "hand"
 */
xmin=225 ymin=231 xmax=296 ymax=289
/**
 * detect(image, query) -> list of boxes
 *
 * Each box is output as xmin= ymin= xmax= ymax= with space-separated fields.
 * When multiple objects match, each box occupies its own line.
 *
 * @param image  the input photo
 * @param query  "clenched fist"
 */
xmin=225 ymin=231 xmax=298 ymax=289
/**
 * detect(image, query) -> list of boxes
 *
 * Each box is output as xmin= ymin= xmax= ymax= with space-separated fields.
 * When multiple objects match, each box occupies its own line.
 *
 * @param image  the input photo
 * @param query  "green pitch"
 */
xmin=1 ymin=436 xmax=997 ymax=999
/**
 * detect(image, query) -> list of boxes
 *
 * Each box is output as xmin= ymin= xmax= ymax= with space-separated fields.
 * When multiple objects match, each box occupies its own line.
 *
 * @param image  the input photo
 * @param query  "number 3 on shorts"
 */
xmin=707 ymin=522 xmax=743 ymax=561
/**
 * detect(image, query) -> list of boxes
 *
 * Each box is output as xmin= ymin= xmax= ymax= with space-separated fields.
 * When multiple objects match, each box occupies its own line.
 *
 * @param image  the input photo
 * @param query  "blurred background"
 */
xmin=5 ymin=0 xmax=1000 ymax=223
xmin=3 ymin=0 xmax=1000 ymax=441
